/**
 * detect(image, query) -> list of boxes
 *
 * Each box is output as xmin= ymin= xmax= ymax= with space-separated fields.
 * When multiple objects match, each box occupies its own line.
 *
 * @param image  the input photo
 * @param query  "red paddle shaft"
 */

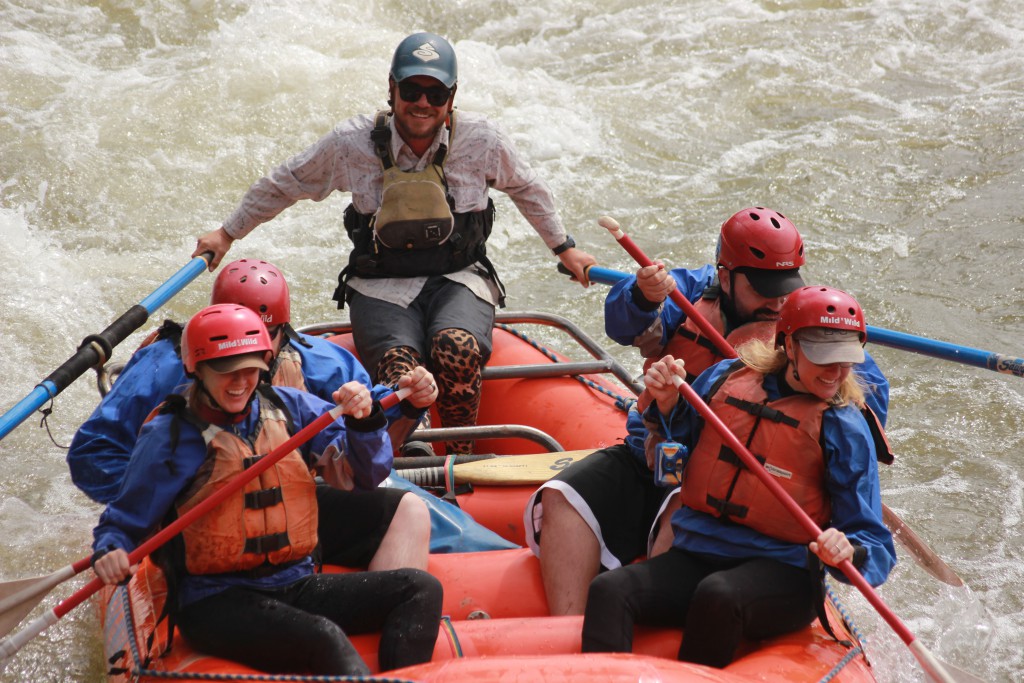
xmin=598 ymin=216 xmax=736 ymax=360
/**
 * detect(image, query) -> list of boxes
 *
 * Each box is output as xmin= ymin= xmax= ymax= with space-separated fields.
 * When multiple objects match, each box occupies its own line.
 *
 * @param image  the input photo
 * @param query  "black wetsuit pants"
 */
xmin=582 ymin=547 xmax=816 ymax=667
xmin=175 ymin=569 xmax=442 ymax=675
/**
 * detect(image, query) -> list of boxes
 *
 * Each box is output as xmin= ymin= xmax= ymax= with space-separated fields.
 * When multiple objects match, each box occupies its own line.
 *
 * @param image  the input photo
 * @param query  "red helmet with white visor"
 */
xmin=181 ymin=304 xmax=273 ymax=376
xmin=776 ymin=286 xmax=866 ymax=365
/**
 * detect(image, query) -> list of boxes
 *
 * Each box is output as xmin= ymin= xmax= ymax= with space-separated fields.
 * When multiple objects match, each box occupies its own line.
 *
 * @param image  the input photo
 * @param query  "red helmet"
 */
xmin=776 ymin=286 xmax=867 ymax=344
xmin=181 ymin=304 xmax=273 ymax=374
xmin=211 ymin=259 xmax=290 ymax=326
xmin=716 ymin=207 xmax=805 ymax=271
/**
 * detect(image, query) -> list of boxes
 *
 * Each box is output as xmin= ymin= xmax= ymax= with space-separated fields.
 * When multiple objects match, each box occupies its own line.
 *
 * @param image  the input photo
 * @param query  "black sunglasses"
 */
xmin=397 ymin=81 xmax=452 ymax=107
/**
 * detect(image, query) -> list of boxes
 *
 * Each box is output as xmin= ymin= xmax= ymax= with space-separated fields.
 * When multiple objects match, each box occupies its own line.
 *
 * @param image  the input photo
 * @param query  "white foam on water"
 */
xmin=2 ymin=0 xmax=1023 ymax=680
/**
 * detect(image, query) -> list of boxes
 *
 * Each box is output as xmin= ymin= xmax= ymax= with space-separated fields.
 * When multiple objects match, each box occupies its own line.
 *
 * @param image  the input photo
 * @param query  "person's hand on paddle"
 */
xmin=93 ymin=548 xmax=135 ymax=585
xmin=399 ymin=366 xmax=438 ymax=409
xmin=192 ymin=227 xmax=235 ymax=271
xmin=810 ymin=528 xmax=855 ymax=568
xmin=557 ymin=246 xmax=596 ymax=288
xmin=636 ymin=261 xmax=676 ymax=304
xmin=644 ymin=356 xmax=687 ymax=416
xmin=332 ymin=381 xmax=374 ymax=420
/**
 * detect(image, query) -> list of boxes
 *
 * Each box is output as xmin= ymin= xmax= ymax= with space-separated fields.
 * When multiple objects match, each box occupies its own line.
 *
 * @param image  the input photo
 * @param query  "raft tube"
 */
xmin=100 ymin=549 xmax=874 ymax=682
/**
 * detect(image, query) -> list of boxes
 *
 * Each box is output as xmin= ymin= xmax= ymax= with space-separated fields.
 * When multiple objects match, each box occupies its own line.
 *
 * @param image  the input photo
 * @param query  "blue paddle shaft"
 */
xmin=0 ymin=254 xmax=212 ymax=441
xmin=570 ymin=264 xmax=1024 ymax=378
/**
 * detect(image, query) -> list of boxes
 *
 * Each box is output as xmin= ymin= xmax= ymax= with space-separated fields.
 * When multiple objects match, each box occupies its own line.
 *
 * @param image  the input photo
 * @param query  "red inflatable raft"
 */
xmin=96 ymin=312 xmax=878 ymax=682
xmin=101 ymin=548 xmax=875 ymax=682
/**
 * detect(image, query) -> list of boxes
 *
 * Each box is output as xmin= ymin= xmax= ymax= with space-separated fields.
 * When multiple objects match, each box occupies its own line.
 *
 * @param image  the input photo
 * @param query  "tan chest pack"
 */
xmin=371 ymin=110 xmax=455 ymax=250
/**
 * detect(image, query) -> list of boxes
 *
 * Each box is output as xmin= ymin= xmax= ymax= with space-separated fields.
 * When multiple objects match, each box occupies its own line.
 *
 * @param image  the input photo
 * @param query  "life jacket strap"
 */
xmin=244 ymin=487 xmax=284 ymax=510
xmin=674 ymin=326 xmax=723 ymax=355
xmin=725 ymin=396 xmax=801 ymax=428
xmin=717 ymin=445 xmax=766 ymax=470
xmin=704 ymin=494 xmax=749 ymax=520
xmin=243 ymin=531 xmax=290 ymax=555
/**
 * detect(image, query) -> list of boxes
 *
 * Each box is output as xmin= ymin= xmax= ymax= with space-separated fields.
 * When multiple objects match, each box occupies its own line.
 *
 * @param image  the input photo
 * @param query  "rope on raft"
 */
xmin=495 ymin=323 xmax=636 ymax=413
xmin=817 ymin=580 xmax=870 ymax=683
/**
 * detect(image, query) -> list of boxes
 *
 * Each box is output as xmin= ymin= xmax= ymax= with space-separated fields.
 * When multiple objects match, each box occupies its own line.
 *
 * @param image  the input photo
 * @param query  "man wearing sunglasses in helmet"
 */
xmin=192 ymin=32 xmax=595 ymax=455
xmin=528 ymin=208 xmax=892 ymax=616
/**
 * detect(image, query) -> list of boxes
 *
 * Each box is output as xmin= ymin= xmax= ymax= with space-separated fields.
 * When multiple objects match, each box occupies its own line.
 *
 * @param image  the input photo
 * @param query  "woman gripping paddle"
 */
xmin=91 ymin=304 xmax=442 ymax=676
xmin=581 ymin=286 xmax=896 ymax=668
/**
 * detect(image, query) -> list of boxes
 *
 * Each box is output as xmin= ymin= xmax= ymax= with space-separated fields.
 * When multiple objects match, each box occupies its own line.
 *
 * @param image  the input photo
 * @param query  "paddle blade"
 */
xmin=882 ymin=504 xmax=964 ymax=587
xmin=943 ymin=662 xmax=989 ymax=683
xmin=454 ymin=449 xmax=597 ymax=485
xmin=0 ymin=575 xmax=55 ymax=638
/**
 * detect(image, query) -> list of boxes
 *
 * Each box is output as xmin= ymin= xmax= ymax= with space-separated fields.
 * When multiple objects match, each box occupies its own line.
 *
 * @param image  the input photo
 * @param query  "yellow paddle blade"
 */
xmin=454 ymin=449 xmax=597 ymax=485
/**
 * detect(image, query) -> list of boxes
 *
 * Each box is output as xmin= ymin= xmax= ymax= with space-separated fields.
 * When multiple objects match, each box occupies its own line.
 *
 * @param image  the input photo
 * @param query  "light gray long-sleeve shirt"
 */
xmin=221 ymin=110 xmax=567 ymax=307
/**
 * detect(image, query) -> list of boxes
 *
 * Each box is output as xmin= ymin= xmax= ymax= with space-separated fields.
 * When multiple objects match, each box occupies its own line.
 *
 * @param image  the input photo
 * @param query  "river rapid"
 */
xmin=1 ymin=0 xmax=1021 ymax=681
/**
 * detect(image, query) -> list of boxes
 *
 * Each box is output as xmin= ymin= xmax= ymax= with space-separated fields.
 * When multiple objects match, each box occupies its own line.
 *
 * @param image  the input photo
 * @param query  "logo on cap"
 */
xmin=217 ymin=337 xmax=260 ymax=351
xmin=819 ymin=316 xmax=862 ymax=328
xmin=412 ymin=43 xmax=440 ymax=63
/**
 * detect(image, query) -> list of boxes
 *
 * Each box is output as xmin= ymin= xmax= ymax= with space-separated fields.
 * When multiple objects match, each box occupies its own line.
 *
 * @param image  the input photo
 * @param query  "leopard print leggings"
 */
xmin=376 ymin=328 xmax=484 ymax=454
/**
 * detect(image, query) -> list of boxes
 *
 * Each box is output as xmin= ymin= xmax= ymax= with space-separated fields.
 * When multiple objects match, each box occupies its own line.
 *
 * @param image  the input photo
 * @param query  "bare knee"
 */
xmin=539 ymin=489 xmax=589 ymax=539
xmin=537 ymin=489 xmax=601 ymax=616
xmin=394 ymin=493 xmax=431 ymax=537
xmin=370 ymin=493 xmax=430 ymax=572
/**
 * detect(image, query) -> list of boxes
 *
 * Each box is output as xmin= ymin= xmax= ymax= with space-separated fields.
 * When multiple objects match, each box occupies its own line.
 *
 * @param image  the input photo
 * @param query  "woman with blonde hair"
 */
xmin=582 ymin=286 xmax=895 ymax=667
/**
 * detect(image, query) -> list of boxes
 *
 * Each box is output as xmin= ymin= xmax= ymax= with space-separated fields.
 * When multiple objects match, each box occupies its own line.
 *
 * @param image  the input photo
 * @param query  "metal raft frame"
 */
xmin=95 ymin=311 xmax=641 ymax=454
xmin=298 ymin=311 xmax=642 ymax=453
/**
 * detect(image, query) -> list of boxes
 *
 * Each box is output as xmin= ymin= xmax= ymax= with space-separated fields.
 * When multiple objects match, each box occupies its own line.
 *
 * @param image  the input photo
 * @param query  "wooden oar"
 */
xmin=566 ymin=262 xmax=1024 ymax=378
xmin=0 ymin=252 xmax=213 ymax=442
xmin=0 ymin=389 xmax=404 ymax=663
xmin=669 ymin=374 xmax=980 ymax=683
xmin=451 ymin=449 xmax=596 ymax=485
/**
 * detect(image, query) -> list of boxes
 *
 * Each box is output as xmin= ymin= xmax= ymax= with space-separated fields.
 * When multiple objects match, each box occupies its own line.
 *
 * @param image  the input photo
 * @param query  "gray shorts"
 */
xmin=348 ymin=276 xmax=495 ymax=380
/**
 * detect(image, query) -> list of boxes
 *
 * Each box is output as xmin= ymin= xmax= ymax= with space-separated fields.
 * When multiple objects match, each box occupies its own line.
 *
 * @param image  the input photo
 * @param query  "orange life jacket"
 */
xmin=174 ymin=389 xmax=319 ymax=575
xmin=270 ymin=343 xmax=308 ymax=392
xmin=646 ymin=292 xmax=777 ymax=375
xmin=636 ymin=288 xmax=775 ymax=412
xmin=680 ymin=363 xmax=831 ymax=544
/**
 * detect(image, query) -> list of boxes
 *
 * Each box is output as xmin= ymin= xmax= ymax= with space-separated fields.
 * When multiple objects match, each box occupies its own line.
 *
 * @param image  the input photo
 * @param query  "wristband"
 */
xmin=551 ymin=235 xmax=576 ymax=255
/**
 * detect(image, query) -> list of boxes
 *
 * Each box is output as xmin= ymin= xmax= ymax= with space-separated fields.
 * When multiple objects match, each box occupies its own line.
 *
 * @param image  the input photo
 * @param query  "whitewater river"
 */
xmin=1 ymin=1 xmax=1021 ymax=681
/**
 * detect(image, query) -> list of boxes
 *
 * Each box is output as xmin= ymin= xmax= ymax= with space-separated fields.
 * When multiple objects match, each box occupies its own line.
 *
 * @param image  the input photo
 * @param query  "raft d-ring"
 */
xmin=96 ymin=362 xmax=127 ymax=398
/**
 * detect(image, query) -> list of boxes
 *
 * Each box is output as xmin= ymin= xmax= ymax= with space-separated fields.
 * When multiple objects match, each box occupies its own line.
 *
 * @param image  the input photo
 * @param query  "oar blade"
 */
xmin=944 ymin=661 xmax=989 ymax=683
xmin=0 ymin=576 xmax=49 ymax=639
xmin=454 ymin=449 xmax=597 ymax=485
xmin=882 ymin=504 xmax=964 ymax=587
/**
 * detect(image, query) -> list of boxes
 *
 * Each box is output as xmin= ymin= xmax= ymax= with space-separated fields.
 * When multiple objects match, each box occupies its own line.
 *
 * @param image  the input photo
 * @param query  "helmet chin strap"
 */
xmin=785 ymin=338 xmax=802 ymax=384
